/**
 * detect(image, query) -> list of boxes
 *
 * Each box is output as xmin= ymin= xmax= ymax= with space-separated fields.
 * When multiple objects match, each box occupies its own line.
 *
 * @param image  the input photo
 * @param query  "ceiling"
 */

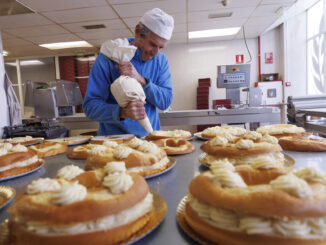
xmin=0 ymin=0 xmax=297 ymax=59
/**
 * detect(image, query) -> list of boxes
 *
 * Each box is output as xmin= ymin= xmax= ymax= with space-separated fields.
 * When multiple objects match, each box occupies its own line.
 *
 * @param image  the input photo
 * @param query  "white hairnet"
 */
xmin=140 ymin=8 xmax=174 ymax=40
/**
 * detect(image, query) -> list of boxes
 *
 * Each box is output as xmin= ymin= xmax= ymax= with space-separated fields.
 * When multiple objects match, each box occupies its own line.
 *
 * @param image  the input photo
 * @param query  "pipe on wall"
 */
xmin=258 ymin=36 xmax=261 ymax=81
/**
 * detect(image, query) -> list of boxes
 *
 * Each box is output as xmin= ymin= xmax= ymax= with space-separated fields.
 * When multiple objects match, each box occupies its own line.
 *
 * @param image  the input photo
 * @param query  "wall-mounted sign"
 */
xmin=265 ymin=52 xmax=273 ymax=64
xmin=235 ymin=54 xmax=244 ymax=64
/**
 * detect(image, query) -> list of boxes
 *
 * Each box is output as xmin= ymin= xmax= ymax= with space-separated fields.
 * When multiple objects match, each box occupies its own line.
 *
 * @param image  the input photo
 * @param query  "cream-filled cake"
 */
xmin=28 ymin=141 xmax=68 ymax=158
xmin=67 ymin=140 xmax=119 ymax=160
xmin=0 ymin=136 xmax=43 ymax=146
xmin=145 ymin=129 xmax=192 ymax=140
xmin=86 ymin=137 xmax=170 ymax=177
xmin=151 ymin=138 xmax=195 ymax=155
xmin=199 ymin=132 xmax=290 ymax=184
xmin=0 ymin=143 xmax=43 ymax=178
xmin=256 ymin=124 xmax=306 ymax=138
xmin=184 ymin=164 xmax=326 ymax=245
xmin=9 ymin=163 xmax=153 ymax=245
xmin=201 ymin=125 xmax=246 ymax=139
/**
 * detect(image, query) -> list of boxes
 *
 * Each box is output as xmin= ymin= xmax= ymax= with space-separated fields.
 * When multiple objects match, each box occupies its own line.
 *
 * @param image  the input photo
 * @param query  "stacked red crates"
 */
xmin=196 ymin=78 xmax=214 ymax=132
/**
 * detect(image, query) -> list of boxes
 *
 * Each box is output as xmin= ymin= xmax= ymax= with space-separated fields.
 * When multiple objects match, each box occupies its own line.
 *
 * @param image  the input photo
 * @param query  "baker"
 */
xmin=83 ymin=8 xmax=174 ymax=137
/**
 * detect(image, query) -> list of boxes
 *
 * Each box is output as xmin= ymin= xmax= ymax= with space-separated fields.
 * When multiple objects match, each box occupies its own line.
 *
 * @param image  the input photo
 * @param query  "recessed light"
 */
xmin=2 ymin=50 xmax=8 ymax=56
xmin=189 ymin=27 xmax=240 ymax=39
xmin=208 ymin=12 xmax=232 ymax=19
xmin=39 ymin=41 xmax=93 ymax=50
xmin=82 ymin=24 xmax=106 ymax=30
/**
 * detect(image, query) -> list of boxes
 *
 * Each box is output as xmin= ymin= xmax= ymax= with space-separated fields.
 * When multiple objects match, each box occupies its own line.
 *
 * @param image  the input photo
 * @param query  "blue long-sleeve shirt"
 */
xmin=83 ymin=39 xmax=173 ymax=137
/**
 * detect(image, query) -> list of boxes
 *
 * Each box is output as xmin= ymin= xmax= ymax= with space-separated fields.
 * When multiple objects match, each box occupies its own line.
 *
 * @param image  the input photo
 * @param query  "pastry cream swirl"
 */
xmin=235 ymin=139 xmax=254 ymax=149
xmin=137 ymin=141 xmax=158 ymax=153
xmin=90 ymin=145 xmax=107 ymax=155
xmin=27 ymin=178 xmax=61 ymax=194
xmin=103 ymin=140 xmax=118 ymax=148
xmin=295 ymin=168 xmax=326 ymax=185
xmin=274 ymin=219 xmax=311 ymax=237
xmin=210 ymin=136 xmax=228 ymax=146
xmin=244 ymin=131 xmax=262 ymax=141
xmin=113 ymin=145 xmax=133 ymax=159
xmin=261 ymin=134 xmax=278 ymax=144
xmin=52 ymin=181 xmax=87 ymax=206
xmin=239 ymin=216 xmax=274 ymax=234
xmin=270 ymin=173 xmax=313 ymax=198
xmin=104 ymin=161 xmax=126 ymax=174
xmin=127 ymin=137 xmax=144 ymax=148
xmin=11 ymin=144 xmax=28 ymax=152
xmin=209 ymin=169 xmax=247 ymax=188
xmin=103 ymin=172 xmax=133 ymax=194
xmin=251 ymin=156 xmax=283 ymax=169
xmin=57 ymin=165 xmax=85 ymax=180
xmin=210 ymin=159 xmax=235 ymax=172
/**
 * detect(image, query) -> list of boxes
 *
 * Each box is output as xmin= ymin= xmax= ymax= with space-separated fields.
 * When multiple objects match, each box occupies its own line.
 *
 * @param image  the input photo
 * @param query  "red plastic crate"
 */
xmin=212 ymin=99 xmax=231 ymax=109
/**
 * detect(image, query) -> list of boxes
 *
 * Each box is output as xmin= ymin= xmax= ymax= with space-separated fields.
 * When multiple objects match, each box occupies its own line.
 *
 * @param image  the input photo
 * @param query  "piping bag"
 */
xmin=101 ymin=38 xmax=153 ymax=133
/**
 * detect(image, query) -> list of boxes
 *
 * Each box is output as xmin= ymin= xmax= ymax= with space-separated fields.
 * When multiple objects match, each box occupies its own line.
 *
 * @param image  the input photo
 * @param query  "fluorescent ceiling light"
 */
xmin=189 ymin=27 xmax=240 ymax=39
xmin=2 ymin=50 xmax=8 ymax=56
xmin=39 ymin=41 xmax=93 ymax=50
xmin=5 ymin=60 xmax=45 ymax=66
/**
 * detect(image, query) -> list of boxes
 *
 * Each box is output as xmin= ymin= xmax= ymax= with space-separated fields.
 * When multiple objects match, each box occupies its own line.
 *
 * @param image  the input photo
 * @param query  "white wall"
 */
xmin=260 ymin=26 xmax=286 ymax=122
xmin=284 ymin=11 xmax=307 ymax=98
xmin=260 ymin=26 xmax=284 ymax=80
xmin=0 ymin=32 xmax=10 ymax=138
xmin=163 ymin=38 xmax=258 ymax=111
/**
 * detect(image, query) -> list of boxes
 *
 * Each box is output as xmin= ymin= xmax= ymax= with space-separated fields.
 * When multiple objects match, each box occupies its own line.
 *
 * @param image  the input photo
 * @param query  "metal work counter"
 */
xmin=1 ymin=139 xmax=325 ymax=244
xmin=159 ymin=107 xmax=281 ymax=126
xmin=51 ymin=107 xmax=281 ymax=131
xmin=56 ymin=113 xmax=99 ymax=130
xmin=295 ymin=108 xmax=326 ymax=135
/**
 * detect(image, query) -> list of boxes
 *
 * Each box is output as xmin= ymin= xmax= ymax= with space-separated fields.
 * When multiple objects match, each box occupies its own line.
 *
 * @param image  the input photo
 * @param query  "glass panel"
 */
xmin=20 ymin=57 xmax=56 ymax=117
xmin=307 ymin=34 xmax=326 ymax=94
xmin=307 ymin=0 xmax=323 ymax=39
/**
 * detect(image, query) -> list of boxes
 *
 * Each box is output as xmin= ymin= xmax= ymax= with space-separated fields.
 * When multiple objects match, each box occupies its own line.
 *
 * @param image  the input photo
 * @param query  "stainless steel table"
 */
xmin=51 ymin=107 xmax=281 ymax=131
xmin=1 ymin=139 xmax=326 ymax=244
xmin=295 ymin=108 xmax=326 ymax=135
xmin=159 ymin=107 xmax=281 ymax=127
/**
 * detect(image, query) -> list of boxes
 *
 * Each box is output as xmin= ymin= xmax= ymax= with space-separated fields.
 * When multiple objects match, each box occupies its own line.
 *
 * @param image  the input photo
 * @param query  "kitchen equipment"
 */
xmin=3 ymin=120 xmax=68 ymax=139
xmin=217 ymin=64 xmax=250 ymax=105
xmin=25 ymin=80 xmax=83 ymax=119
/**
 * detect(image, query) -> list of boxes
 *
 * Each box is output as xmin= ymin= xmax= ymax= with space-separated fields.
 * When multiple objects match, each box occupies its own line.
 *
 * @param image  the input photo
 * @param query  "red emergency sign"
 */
xmin=236 ymin=54 xmax=244 ymax=64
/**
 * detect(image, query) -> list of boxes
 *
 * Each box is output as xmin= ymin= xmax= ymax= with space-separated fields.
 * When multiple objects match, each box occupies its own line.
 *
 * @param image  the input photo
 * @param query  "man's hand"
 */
xmin=117 ymin=62 xmax=147 ymax=87
xmin=120 ymin=101 xmax=146 ymax=120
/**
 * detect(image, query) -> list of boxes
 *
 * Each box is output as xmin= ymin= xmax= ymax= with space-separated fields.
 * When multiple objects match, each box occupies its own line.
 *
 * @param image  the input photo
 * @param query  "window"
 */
xmin=307 ymin=0 xmax=326 ymax=94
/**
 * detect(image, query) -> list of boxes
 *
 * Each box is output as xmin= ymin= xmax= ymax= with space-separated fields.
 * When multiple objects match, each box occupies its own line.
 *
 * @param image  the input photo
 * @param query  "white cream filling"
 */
xmin=152 ymin=129 xmax=191 ymax=137
xmin=19 ymin=192 xmax=153 ymax=235
xmin=57 ymin=165 xmax=85 ymax=180
xmin=0 ymin=155 xmax=39 ymax=172
xmin=127 ymin=156 xmax=170 ymax=173
xmin=257 ymin=124 xmax=305 ymax=135
xmin=188 ymin=194 xmax=326 ymax=239
xmin=33 ymin=144 xmax=64 ymax=153
xmin=201 ymin=152 xmax=284 ymax=166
